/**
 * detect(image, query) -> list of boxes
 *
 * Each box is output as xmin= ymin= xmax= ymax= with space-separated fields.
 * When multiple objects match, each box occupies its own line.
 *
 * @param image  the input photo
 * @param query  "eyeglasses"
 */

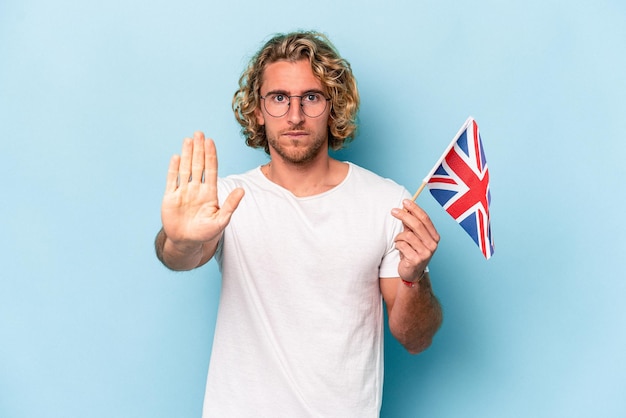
xmin=260 ymin=92 xmax=330 ymax=118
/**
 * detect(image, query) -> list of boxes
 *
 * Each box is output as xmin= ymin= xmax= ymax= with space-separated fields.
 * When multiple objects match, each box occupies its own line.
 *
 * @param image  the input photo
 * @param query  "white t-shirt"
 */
xmin=202 ymin=163 xmax=410 ymax=417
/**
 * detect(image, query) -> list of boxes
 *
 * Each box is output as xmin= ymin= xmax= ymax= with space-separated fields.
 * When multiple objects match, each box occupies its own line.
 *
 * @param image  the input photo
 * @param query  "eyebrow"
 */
xmin=264 ymin=88 xmax=326 ymax=96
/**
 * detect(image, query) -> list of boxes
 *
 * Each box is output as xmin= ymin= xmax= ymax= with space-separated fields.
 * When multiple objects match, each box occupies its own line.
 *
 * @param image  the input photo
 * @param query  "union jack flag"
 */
xmin=425 ymin=117 xmax=494 ymax=259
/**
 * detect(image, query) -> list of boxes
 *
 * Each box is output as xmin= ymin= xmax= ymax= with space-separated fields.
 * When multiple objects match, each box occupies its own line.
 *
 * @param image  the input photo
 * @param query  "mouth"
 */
xmin=282 ymin=130 xmax=308 ymax=139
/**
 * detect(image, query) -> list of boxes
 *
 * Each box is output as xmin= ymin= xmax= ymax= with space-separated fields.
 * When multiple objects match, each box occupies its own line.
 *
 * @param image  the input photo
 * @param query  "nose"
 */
xmin=286 ymin=97 xmax=305 ymax=124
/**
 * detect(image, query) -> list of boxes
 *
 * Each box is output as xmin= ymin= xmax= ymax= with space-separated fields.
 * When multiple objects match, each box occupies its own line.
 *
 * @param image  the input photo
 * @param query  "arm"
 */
xmin=382 ymin=199 xmax=443 ymax=354
xmin=380 ymin=273 xmax=442 ymax=354
xmin=155 ymin=132 xmax=244 ymax=271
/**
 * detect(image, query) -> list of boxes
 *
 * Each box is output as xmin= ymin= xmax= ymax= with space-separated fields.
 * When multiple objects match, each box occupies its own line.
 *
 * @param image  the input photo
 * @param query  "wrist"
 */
xmin=401 ymin=270 xmax=426 ymax=288
xmin=159 ymin=228 xmax=203 ymax=253
xmin=168 ymin=237 xmax=203 ymax=254
xmin=160 ymin=232 xmax=205 ymax=270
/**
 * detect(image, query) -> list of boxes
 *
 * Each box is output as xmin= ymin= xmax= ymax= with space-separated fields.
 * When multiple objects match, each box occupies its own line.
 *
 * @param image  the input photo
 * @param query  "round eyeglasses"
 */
xmin=260 ymin=92 xmax=330 ymax=118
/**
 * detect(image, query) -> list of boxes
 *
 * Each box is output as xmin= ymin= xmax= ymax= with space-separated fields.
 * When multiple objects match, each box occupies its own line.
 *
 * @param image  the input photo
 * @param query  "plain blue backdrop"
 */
xmin=1 ymin=0 xmax=625 ymax=417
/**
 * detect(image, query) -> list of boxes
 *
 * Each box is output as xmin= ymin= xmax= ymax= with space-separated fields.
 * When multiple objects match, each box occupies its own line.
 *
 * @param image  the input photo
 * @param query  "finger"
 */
xmin=394 ymin=239 xmax=428 ymax=270
xmin=395 ymin=234 xmax=434 ymax=271
xmin=204 ymin=137 xmax=218 ymax=190
xmin=221 ymin=188 xmax=245 ymax=215
xmin=396 ymin=228 xmax=437 ymax=255
xmin=402 ymin=199 xmax=439 ymax=242
xmin=179 ymin=137 xmax=193 ymax=186
xmin=215 ymin=188 xmax=245 ymax=226
xmin=165 ymin=154 xmax=181 ymax=193
xmin=191 ymin=132 xmax=206 ymax=184
xmin=391 ymin=214 xmax=439 ymax=256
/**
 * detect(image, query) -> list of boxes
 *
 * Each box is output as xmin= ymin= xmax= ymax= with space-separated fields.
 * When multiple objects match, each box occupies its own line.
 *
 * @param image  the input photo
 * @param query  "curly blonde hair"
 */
xmin=232 ymin=31 xmax=360 ymax=154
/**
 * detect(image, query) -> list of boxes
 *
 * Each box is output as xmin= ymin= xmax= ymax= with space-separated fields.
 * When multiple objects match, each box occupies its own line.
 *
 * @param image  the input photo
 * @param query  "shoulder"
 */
xmin=218 ymin=167 xmax=262 ymax=189
xmin=346 ymin=163 xmax=409 ymax=198
xmin=334 ymin=163 xmax=412 ymax=211
xmin=217 ymin=166 xmax=269 ymax=203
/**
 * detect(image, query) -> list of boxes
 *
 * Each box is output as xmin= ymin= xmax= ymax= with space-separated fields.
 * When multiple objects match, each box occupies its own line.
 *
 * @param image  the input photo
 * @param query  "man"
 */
xmin=155 ymin=31 xmax=442 ymax=417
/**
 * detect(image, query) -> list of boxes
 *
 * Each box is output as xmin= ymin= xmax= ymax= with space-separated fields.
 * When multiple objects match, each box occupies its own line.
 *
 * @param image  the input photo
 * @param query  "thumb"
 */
xmin=220 ymin=188 xmax=245 ymax=219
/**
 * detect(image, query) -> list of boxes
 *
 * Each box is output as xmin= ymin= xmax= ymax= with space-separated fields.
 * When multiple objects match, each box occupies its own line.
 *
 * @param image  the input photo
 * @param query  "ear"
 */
xmin=255 ymin=107 xmax=265 ymax=126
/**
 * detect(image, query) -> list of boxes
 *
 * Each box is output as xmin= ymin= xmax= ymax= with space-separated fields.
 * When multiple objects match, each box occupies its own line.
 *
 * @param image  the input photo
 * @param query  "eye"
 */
xmin=303 ymin=93 xmax=321 ymax=103
xmin=272 ymin=94 xmax=287 ymax=103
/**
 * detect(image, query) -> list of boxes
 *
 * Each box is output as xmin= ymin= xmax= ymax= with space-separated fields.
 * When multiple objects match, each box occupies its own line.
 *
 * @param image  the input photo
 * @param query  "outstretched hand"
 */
xmin=161 ymin=132 xmax=244 ymax=251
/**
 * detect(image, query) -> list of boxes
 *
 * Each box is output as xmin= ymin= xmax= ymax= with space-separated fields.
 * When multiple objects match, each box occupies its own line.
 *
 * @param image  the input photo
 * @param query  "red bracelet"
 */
xmin=401 ymin=271 xmax=426 ymax=288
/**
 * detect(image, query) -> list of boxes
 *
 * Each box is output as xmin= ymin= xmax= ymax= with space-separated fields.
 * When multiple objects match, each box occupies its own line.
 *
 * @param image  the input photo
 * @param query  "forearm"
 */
xmin=387 ymin=273 xmax=443 ymax=354
xmin=154 ymin=228 xmax=218 ymax=271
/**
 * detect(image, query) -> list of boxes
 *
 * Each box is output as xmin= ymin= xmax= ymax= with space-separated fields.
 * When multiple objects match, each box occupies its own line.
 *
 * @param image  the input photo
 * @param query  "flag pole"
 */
xmin=411 ymin=182 xmax=427 ymax=202
xmin=411 ymin=116 xmax=475 ymax=203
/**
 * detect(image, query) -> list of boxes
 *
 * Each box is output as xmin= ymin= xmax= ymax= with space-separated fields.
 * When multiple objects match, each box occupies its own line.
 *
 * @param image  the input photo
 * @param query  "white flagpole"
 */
xmin=411 ymin=116 xmax=475 ymax=202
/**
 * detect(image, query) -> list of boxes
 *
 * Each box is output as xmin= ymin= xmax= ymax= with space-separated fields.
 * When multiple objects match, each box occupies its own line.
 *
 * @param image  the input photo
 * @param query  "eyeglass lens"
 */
xmin=262 ymin=93 xmax=328 ymax=118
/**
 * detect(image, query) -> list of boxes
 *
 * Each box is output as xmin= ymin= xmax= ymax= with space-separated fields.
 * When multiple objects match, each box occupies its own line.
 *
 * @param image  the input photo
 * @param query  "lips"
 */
xmin=282 ymin=130 xmax=309 ymax=139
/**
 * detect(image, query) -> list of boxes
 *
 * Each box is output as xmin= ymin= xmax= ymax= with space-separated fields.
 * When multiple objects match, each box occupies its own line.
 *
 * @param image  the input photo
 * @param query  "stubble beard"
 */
xmin=267 ymin=128 xmax=328 ymax=165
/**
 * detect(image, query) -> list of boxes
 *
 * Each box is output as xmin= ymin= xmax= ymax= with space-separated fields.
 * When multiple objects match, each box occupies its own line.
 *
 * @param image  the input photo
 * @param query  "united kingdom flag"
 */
xmin=425 ymin=117 xmax=494 ymax=259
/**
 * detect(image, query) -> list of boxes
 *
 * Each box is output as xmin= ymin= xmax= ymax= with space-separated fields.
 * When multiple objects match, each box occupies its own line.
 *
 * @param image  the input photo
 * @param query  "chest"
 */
xmin=224 ymin=190 xmax=392 ymax=275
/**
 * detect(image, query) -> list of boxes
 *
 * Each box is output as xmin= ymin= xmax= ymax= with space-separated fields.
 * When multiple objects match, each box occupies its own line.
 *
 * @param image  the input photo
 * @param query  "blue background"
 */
xmin=2 ymin=0 xmax=625 ymax=417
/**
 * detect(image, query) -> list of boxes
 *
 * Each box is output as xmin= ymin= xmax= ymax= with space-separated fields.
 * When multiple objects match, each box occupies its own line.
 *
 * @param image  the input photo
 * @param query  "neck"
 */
xmin=262 ymin=153 xmax=347 ymax=197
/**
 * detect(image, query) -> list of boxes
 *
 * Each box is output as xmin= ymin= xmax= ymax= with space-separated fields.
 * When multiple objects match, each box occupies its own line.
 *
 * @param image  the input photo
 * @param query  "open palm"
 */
xmin=161 ymin=132 xmax=244 ymax=247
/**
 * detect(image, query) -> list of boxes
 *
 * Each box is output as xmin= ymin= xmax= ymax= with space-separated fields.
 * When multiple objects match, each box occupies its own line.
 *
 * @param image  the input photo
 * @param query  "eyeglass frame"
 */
xmin=259 ymin=91 xmax=331 ymax=118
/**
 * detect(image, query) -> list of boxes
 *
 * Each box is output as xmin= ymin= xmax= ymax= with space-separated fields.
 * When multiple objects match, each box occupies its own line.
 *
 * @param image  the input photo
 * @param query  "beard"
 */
xmin=266 ymin=127 xmax=328 ymax=165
